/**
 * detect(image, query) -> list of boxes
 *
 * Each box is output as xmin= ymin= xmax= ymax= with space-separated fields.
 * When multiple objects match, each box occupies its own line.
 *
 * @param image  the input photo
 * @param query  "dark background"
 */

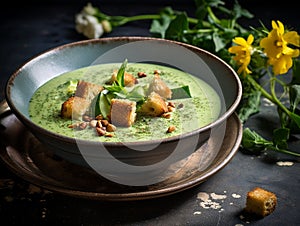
xmin=0 ymin=0 xmax=299 ymax=101
xmin=0 ymin=1 xmax=299 ymax=225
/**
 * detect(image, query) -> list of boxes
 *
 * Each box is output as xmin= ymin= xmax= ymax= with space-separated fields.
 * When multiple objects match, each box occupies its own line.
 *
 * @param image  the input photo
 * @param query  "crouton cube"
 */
xmin=110 ymin=99 xmax=136 ymax=127
xmin=75 ymin=80 xmax=103 ymax=102
xmin=244 ymin=187 xmax=277 ymax=217
xmin=138 ymin=92 xmax=168 ymax=117
xmin=61 ymin=96 xmax=90 ymax=120
xmin=148 ymin=74 xmax=172 ymax=99
xmin=110 ymin=70 xmax=137 ymax=87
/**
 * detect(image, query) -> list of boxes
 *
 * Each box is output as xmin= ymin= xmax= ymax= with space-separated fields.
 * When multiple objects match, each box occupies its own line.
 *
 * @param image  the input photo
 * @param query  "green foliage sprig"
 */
xmin=75 ymin=0 xmax=300 ymax=158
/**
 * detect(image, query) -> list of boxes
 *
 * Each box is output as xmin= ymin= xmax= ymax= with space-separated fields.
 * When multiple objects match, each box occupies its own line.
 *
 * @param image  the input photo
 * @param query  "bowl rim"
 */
xmin=5 ymin=36 xmax=242 ymax=147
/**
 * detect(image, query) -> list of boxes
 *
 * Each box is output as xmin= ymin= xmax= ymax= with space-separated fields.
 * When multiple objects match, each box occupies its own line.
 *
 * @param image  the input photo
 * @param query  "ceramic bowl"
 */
xmin=5 ymin=37 xmax=242 ymax=186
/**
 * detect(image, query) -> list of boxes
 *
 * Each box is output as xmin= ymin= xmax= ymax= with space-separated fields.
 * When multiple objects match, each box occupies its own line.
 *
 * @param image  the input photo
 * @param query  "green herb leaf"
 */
xmin=125 ymin=85 xmax=146 ymax=102
xmin=237 ymin=86 xmax=261 ymax=123
xmin=170 ymin=86 xmax=192 ymax=99
xmin=93 ymin=93 xmax=101 ymax=117
xmin=289 ymin=84 xmax=300 ymax=112
xmin=289 ymin=112 xmax=300 ymax=129
xmin=165 ymin=12 xmax=189 ymax=41
xmin=116 ymin=59 xmax=127 ymax=87
xmin=273 ymin=128 xmax=289 ymax=150
xmin=99 ymin=91 xmax=110 ymax=119
xmin=241 ymin=127 xmax=271 ymax=153
xmin=150 ymin=7 xmax=174 ymax=38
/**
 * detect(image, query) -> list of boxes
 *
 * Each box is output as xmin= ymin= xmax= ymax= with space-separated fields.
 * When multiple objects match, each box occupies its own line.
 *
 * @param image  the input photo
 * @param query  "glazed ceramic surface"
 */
xmin=5 ymin=37 xmax=242 ymax=186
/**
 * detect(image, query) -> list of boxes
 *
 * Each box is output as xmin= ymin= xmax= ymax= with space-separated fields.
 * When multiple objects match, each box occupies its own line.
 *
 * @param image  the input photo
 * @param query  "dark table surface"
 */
xmin=0 ymin=1 xmax=299 ymax=225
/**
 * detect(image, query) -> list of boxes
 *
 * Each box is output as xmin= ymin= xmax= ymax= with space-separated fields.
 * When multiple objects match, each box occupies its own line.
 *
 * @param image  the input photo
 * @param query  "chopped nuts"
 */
xmin=177 ymin=103 xmax=184 ymax=109
xmin=162 ymin=112 xmax=172 ymax=119
xmin=168 ymin=102 xmax=175 ymax=108
xmin=96 ymin=120 xmax=102 ymax=128
xmin=82 ymin=114 xmax=92 ymax=122
xmin=154 ymin=69 xmax=161 ymax=75
xmin=96 ymin=127 xmax=106 ymax=136
xmin=68 ymin=122 xmax=87 ymax=130
xmin=105 ymin=133 xmax=114 ymax=137
xmin=78 ymin=122 xmax=88 ymax=130
xmin=137 ymin=71 xmax=147 ymax=78
xmin=168 ymin=106 xmax=175 ymax=112
xmin=106 ymin=123 xmax=116 ymax=132
xmin=101 ymin=119 xmax=109 ymax=127
xmin=95 ymin=114 xmax=103 ymax=120
xmin=89 ymin=119 xmax=97 ymax=128
xmin=167 ymin=125 xmax=176 ymax=133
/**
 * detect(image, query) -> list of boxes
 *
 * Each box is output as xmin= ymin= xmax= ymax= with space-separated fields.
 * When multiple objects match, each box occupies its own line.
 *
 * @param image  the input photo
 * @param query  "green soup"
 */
xmin=29 ymin=63 xmax=221 ymax=142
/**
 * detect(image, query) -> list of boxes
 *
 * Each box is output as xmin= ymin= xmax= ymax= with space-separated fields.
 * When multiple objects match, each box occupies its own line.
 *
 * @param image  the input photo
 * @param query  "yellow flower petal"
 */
xmin=284 ymin=31 xmax=300 ymax=47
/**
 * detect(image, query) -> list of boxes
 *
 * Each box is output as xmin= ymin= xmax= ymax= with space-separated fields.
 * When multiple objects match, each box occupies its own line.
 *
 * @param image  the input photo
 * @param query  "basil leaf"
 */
xmin=116 ymin=59 xmax=127 ymax=87
xmin=99 ymin=92 xmax=110 ymax=119
xmin=170 ymin=86 xmax=192 ymax=99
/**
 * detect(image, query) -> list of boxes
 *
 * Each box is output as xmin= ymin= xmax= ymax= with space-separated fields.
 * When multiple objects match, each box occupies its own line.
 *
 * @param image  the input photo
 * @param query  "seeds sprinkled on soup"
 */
xmin=29 ymin=60 xmax=221 ymax=142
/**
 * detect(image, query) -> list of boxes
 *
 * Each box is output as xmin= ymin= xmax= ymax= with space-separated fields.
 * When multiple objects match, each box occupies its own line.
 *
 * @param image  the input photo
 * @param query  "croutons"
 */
xmin=110 ymin=99 xmax=137 ymax=127
xmin=61 ymin=96 xmax=91 ymax=120
xmin=244 ymin=187 xmax=277 ymax=217
xmin=148 ymin=74 xmax=172 ymax=99
xmin=75 ymin=80 xmax=103 ymax=102
xmin=110 ymin=70 xmax=137 ymax=87
xmin=138 ymin=92 xmax=168 ymax=117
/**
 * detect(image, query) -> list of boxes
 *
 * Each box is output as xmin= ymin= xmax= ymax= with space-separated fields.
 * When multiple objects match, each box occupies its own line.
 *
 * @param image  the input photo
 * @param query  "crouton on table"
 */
xmin=244 ymin=187 xmax=277 ymax=217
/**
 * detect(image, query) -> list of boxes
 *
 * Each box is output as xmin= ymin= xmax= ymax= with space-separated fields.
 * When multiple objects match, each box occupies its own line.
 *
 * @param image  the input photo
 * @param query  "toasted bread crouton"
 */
xmin=61 ymin=96 xmax=90 ymax=120
xmin=148 ymin=75 xmax=172 ymax=99
xmin=138 ymin=92 xmax=168 ymax=117
xmin=244 ymin=187 xmax=277 ymax=217
xmin=75 ymin=80 xmax=103 ymax=102
xmin=110 ymin=70 xmax=137 ymax=87
xmin=110 ymin=99 xmax=137 ymax=127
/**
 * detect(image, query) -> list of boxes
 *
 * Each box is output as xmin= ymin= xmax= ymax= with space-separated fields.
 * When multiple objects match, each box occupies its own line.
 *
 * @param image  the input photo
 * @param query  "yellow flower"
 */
xmin=260 ymin=20 xmax=300 ymax=75
xmin=228 ymin=34 xmax=254 ymax=75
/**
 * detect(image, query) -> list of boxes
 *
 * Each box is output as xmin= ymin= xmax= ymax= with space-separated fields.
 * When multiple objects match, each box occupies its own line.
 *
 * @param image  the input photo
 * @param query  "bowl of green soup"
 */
xmin=5 ymin=37 xmax=242 ymax=186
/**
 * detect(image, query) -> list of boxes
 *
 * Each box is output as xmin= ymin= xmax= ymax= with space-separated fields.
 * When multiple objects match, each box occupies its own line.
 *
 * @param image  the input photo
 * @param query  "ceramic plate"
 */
xmin=0 ymin=101 xmax=242 ymax=201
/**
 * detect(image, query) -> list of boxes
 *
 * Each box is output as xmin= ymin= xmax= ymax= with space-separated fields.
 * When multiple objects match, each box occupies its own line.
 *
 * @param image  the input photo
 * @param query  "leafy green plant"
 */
xmin=75 ymin=0 xmax=300 ymax=157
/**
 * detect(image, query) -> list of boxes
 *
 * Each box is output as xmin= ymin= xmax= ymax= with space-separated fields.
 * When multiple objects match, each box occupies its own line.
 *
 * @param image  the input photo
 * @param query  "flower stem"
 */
xmin=116 ymin=14 xmax=198 ymax=26
xmin=246 ymin=75 xmax=273 ymax=101
xmin=247 ymin=74 xmax=292 ymax=117
xmin=269 ymin=146 xmax=300 ymax=157
xmin=270 ymin=78 xmax=291 ymax=116
xmin=206 ymin=6 xmax=221 ymax=24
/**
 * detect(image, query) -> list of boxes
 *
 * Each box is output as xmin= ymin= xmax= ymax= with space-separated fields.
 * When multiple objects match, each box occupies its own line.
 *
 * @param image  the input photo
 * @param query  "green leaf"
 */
xmin=289 ymin=84 xmax=300 ymax=112
xmin=93 ymin=93 xmax=101 ymax=117
xmin=291 ymin=58 xmax=300 ymax=84
xmin=237 ymin=86 xmax=261 ymax=123
xmin=150 ymin=15 xmax=172 ymax=39
xmin=241 ymin=127 xmax=271 ymax=153
xmin=125 ymin=85 xmax=146 ymax=102
xmin=273 ymin=128 xmax=289 ymax=150
xmin=170 ymin=86 xmax=192 ymax=99
xmin=165 ymin=12 xmax=189 ymax=41
xmin=212 ymin=32 xmax=227 ymax=52
xmin=289 ymin=112 xmax=300 ymax=129
xmin=99 ymin=92 xmax=111 ymax=119
xmin=104 ymin=85 xmax=123 ymax=93
xmin=116 ymin=59 xmax=127 ymax=87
